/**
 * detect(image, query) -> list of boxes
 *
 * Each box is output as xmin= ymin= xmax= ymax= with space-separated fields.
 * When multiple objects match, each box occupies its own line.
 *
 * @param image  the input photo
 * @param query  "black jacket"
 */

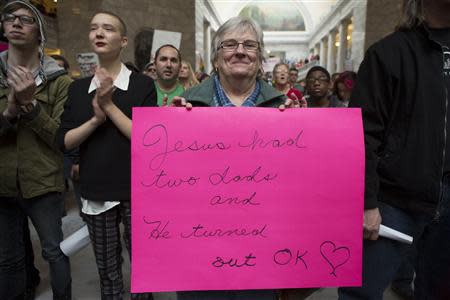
xmin=350 ymin=26 xmax=448 ymax=216
xmin=57 ymin=73 xmax=157 ymax=202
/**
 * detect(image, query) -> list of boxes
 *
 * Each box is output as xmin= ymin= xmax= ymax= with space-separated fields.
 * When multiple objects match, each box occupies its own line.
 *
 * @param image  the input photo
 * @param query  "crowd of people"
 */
xmin=0 ymin=0 xmax=449 ymax=299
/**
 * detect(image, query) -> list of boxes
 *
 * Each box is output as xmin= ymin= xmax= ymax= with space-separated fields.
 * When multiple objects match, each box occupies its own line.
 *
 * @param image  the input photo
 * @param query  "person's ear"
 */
xmin=121 ymin=36 xmax=128 ymax=49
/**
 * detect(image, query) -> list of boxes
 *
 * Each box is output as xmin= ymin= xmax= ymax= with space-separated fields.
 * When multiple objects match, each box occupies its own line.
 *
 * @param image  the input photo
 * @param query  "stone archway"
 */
xmin=212 ymin=0 xmax=314 ymax=33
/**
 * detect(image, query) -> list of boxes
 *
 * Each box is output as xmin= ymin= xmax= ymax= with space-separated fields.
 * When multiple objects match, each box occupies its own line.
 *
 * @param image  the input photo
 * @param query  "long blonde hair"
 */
xmin=179 ymin=60 xmax=199 ymax=89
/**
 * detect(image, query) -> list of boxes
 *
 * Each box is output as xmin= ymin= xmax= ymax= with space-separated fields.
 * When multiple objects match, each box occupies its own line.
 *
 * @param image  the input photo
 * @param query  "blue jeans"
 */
xmin=24 ymin=216 xmax=41 ymax=288
xmin=177 ymin=290 xmax=277 ymax=300
xmin=416 ymin=175 xmax=450 ymax=299
xmin=0 ymin=197 xmax=26 ymax=299
xmin=338 ymin=202 xmax=430 ymax=300
xmin=1 ymin=192 xmax=72 ymax=299
xmin=19 ymin=192 xmax=72 ymax=299
xmin=19 ymin=192 xmax=71 ymax=299
xmin=392 ymin=256 xmax=414 ymax=290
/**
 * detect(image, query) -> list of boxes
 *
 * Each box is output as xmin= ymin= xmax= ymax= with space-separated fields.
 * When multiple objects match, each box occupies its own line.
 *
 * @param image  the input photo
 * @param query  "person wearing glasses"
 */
xmin=0 ymin=1 xmax=72 ymax=299
xmin=304 ymin=66 xmax=345 ymax=108
xmin=175 ymin=17 xmax=305 ymax=110
xmin=175 ymin=16 xmax=305 ymax=300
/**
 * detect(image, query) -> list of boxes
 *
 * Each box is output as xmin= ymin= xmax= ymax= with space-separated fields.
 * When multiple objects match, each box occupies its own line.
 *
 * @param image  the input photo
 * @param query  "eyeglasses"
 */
xmin=1 ymin=13 xmax=36 ymax=26
xmin=218 ymin=39 xmax=260 ymax=52
xmin=306 ymin=77 xmax=330 ymax=84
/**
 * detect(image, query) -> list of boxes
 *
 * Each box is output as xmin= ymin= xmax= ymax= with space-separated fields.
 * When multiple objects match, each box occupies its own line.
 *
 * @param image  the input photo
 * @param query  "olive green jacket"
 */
xmin=182 ymin=76 xmax=286 ymax=108
xmin=0 ymin=53 xmax=72 ymax=199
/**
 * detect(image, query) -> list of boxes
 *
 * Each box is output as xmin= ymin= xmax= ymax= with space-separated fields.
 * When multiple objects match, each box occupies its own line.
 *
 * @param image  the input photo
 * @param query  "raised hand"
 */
xmin=7 ymin=66 xmax=36 ymax=106
xmin=279 ymin=93 xmax=306 ymax=111
xmin=91 ymin=94 xmax=106 ymax=126
xmin=3 ymin=89 xmax=19 ymax=120
xmin=171 ymin=96 xmax=192 ymax=110
xmin=94 ymin=68 xmax=115 ymax=109
xmin=161 ymin=94 xmax=169 ymax=107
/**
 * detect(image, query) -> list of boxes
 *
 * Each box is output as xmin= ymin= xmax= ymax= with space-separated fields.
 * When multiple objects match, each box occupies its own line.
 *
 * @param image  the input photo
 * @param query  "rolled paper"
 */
xmin=60 ymin=225 xmax=91 ymax=256
xmin=379 ymin=224 xmax=413 ymax=245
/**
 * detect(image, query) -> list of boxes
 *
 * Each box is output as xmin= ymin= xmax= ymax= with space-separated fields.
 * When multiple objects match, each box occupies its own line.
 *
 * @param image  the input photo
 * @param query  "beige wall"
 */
xmin=364 ymin=0 xmax=403 ymax=50
xmin=56 ymin=0 xmax=196 ymax=75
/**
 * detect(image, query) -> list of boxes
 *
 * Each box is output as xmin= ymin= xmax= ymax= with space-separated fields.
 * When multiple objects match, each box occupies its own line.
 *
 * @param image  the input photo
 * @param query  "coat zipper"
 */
xmin=436 ymin=43 xmax=449 ymax=221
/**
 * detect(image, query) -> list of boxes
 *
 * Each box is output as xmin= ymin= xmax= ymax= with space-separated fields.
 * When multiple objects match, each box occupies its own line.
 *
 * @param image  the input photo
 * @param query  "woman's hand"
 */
xmin=91 ymin=94 xmax=106 ymax=126
xmin=278 ymin=93 xmax=307 ymax=111
xmin=167 ymin=96 xmax=192 ymax=110
xmin=95 ymin=68 xmax=115 ymax=110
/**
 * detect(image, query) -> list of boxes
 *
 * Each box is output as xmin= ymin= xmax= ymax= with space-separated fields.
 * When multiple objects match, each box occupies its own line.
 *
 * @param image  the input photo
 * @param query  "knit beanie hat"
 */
xmin=2 ymin=0 xmax=47 ymax=80
xmin=3 ymin=0 xmax=47 ymax=46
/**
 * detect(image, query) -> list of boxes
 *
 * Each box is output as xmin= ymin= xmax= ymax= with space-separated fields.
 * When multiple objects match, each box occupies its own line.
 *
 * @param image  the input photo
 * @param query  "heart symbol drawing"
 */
xmin=320 ymin=241 xmax=351 ymax=277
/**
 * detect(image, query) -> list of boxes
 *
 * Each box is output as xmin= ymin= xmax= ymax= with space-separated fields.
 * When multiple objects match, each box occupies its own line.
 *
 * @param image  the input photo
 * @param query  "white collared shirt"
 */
xmin=88 ymin=63 xmax=131 ymax=94
xmin=81 ymin=63 xmax=131 ymax=215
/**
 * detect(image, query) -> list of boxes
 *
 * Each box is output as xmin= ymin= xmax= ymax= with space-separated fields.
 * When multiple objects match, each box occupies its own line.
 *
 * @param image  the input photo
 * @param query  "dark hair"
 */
xmin=154 ymin=44 xmax=181 ymax=62
xmin=124 ymin=61 xmax=139 ymax=73
xmin=93 ymin=11 xmax=127 ymax=36
xmin=2 ymin=1 xmax=47 ymax=45
xmin=3 ymin=2 xmax=27 ymax=15
xmin=334 ymin=71 xmax=357 ymax=100
xmin=306 ymin=66 xmax=330 ymax=81
xmin=197 ymin=72 xmax=210 ymax=82
xmin=134 ymin=28 xmax=154 ymax=71
xmin=143 ymin=61 xmax=154 ymax=70
xmin=50 ymin=54 xmax=70 ymax=70
xmin=289 ymin=67 xmax=298 ymax=73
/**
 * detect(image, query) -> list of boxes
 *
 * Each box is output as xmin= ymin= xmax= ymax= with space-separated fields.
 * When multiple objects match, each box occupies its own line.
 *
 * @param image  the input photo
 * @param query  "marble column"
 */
xmin=327 ymin=31 xmax=335 ymax=74
xmin=204 ymin=23 xmax=212 ymax=73
xmin=319 ymin=39 xmax=326 ymax=68
xmin=337 ymin=21 xmax=347 ymax=72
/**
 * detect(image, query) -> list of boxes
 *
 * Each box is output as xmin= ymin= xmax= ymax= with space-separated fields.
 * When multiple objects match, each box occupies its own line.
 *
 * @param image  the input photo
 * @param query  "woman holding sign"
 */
xmin=171 ymin=18 xmax=306 ymax=110
xmin=174 ymin=16 xmax=305 ymax=300
xmin=57 ymin=11 xmax=156 ymax=300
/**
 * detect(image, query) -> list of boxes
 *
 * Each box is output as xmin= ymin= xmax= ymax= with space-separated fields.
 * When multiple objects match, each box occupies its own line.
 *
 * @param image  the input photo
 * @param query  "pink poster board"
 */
xmin=131 ymin=107 xmax=364 ymax=293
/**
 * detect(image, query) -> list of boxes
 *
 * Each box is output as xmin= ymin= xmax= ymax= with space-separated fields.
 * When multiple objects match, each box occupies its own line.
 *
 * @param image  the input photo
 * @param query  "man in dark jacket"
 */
xmin=338 ymin=0 xmax=450 ymax=299
xmin=0 ymin=1 xmax=72 ymax=299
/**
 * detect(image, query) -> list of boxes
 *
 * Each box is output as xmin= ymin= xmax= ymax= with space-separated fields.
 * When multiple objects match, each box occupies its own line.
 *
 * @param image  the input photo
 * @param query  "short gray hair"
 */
xmin=210 ymin=16 xmax=265 ymax=70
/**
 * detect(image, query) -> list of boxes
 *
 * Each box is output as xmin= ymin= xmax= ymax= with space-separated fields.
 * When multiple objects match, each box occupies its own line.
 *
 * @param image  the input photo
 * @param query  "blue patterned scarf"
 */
xmin=213 ymin=74 xmax=260 ymax=107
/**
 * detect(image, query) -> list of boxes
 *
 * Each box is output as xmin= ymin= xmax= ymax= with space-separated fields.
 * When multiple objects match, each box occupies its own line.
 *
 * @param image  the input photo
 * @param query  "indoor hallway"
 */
xmin=31 ymin=190 xmax=403 ymax=300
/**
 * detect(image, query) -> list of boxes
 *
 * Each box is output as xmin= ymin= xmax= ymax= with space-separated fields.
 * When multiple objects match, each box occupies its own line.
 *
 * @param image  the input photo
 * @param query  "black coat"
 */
xmin=57 ymin=72 xmax=157 ymax=202
xmin=350 ymin=25 xmax=448 ymax=216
